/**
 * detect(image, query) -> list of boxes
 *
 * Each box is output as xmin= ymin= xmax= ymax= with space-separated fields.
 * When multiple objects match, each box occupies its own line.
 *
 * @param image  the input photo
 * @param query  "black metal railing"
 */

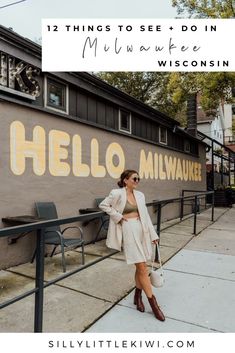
xmin=147 ymin=190 xmax=214 ymax=238
xmin=0 ymin=211 xmax=116 ymax=332
xmin=0 ymin=190 xmax=214 ymax=332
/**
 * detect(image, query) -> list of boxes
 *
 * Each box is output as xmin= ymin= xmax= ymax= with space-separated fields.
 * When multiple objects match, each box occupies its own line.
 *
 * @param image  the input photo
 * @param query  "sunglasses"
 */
xmin=132 ymin=177 xmax=140 ymax=182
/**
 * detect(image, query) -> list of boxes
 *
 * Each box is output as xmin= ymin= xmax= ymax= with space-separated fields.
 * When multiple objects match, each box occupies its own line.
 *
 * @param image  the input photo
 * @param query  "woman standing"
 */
xmin=99 ymin=169 xmax=165 ymax=321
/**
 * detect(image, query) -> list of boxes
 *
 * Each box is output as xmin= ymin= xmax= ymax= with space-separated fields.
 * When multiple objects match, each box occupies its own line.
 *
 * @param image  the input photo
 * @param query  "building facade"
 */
xmin=0 ymin=26 xmax=207 ymax=268
xmin=196 ymin=93 xmax=235 ymax=186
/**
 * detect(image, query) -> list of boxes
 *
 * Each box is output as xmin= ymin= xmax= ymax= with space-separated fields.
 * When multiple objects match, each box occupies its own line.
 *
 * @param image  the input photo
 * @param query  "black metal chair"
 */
xmin=31 ymin=202 xmax=85 ymax=272
xmin=93 ymin=197 xmax=110 ymax=243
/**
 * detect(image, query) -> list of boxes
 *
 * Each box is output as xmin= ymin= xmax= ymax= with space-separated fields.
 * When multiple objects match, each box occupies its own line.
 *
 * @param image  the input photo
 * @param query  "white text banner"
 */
xmin=42 ymin=19 xmax=235 ymax=72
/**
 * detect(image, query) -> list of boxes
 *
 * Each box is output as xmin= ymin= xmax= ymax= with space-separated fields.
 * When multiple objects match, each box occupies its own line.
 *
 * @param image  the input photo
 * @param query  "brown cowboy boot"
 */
xmin=133 ymin=288 xmax=145 ymax=312
xmin=148 ymin=295 xmax=165 ymax=321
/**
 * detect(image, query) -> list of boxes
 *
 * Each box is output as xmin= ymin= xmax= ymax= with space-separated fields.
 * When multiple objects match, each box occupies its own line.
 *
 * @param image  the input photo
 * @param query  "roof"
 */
xmin=174 ymin=126 xmax=209 ymax=148
xmin=0 ymin=24 xmax=208 ymax=147
xmin=0 ymin=24 xmax=178 ymax=128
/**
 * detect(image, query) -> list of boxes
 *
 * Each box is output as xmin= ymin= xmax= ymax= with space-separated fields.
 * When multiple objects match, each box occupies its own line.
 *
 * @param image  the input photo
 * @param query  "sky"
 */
xmin=0 ymin=0 xmax=177 ymax=41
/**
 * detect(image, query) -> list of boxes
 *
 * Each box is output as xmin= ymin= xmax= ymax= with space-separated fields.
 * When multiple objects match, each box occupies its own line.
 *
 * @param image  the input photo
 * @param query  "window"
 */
xmin=45 ymin=77 xmax=68 ymax=113
xmin=159 ymin=127 xmax=167 ymax=145
xmin=184 ymin=140 xmax=191 ymax=153
xmin=119 ymin=109 xmax=131 ymax=133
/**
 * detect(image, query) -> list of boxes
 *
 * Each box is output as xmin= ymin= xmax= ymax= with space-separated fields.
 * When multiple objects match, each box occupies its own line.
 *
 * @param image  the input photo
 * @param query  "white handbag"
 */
xmin=149 ymin=243 xmax=164 ymax=288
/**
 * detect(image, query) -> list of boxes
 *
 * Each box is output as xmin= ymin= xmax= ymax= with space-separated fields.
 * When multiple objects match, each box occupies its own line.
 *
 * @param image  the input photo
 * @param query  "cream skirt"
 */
xmin=122 ymin=218 xmax=153 ymax=264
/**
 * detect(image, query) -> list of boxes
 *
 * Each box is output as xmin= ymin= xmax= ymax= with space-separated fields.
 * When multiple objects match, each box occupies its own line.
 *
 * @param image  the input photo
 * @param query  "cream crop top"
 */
xmin=123 ymin=200 xmax=138 ymax=214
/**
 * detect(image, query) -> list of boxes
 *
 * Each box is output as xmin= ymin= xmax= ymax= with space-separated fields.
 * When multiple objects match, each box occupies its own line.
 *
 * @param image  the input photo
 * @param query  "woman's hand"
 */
xmin=152 ymin=239 xmax=159 ymax=245
xmin=119 ymin=216 xmax=128 ymax=224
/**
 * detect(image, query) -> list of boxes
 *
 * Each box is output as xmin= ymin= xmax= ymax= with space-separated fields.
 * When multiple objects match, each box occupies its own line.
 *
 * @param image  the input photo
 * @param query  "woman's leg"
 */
xmin=135 ymin=262 xmax=153 ymax=298
xmin=135 ymin=262 xmax=165 ymax=321
xmin=135 ymin=269 xmax=142 ymax=289
xmin=133 ymin=267 xmax=145 ymax=312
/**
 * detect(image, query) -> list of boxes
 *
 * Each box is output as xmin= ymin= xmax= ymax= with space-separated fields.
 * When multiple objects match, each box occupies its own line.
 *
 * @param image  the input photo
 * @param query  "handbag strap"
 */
xmin=151 ymin=243 xmax=164 ymax=276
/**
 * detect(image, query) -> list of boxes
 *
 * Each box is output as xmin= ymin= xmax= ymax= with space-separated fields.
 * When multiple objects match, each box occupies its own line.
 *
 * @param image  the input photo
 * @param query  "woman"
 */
xmin=99 ymin=169 xmax=165 ymax=321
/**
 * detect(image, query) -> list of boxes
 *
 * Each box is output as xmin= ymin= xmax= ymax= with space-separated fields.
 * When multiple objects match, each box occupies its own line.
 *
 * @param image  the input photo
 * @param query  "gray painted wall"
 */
xmin=0 ymin=101 xmax=206 ymax=268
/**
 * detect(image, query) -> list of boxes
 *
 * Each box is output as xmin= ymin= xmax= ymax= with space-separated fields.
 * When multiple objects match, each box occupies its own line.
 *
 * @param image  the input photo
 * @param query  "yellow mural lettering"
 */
xmin=198 ymin=163 xmax=202 ymax=181
xmin=154 ymin=153 xmax=158 ymax=179
xmin=90 ymin=138 xmax=106 ymax=177
xmin=176 ymin=158 xmax=183 ymax=181
xmin=164 ymin=155 xmax=177 ymax=180
xmin=188 ymin=161 xmax=195 ymax=181
xmin=159 ymin=154 xmax=166 ymax=180
xmin=194 ymin=162 xmax=198 ymax=181
xmin=9 ymin=121 xmax=203 ymax=182
xmin=106 ymin=142 xmax=125 ymax=178
xmin=72 ymin=135 xmax=90 ymax=177
xmin=10 ymin=121 xmax=45 ymax=176
xmin=139 ymin=150 xmax=154 ymax=179
xmin=49 ymin=130 xmax=70 ymax=176
xmin=139 ymin=149 xmax=201 ymax=183
xmin=182 ymin=160 xmax=189 ymax=181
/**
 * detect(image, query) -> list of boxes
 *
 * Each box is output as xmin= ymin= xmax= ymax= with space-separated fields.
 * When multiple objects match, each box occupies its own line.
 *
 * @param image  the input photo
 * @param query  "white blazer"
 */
xmin=99 ymin=188 xmax=159 ymax=251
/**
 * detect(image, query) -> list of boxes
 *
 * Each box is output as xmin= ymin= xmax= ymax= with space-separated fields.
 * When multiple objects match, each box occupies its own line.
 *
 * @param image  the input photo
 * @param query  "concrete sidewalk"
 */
xmin=87 ymin=207 xmax=235 ymax=333
xmin=0 ymin=206 xmax=234 ymax=332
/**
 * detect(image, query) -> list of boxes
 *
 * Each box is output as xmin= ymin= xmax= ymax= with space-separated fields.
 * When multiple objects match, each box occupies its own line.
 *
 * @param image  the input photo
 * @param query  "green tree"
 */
xmin=172 ymin=0 xmax=235 ymax=18
xmin=165 ymin=72 xmax=235 ymax=115
xmin=170 ymin=0 xmax=235 ymax=121
xmin=97 ymin=2 xmax=235 ymax=125
xmin=97 ymin=71 xmax=235 ymax=126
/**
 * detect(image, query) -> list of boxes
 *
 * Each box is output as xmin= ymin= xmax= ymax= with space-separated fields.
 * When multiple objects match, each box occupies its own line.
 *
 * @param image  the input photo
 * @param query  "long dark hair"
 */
xmin=117 ymin=169 xmax=139 ymax=188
